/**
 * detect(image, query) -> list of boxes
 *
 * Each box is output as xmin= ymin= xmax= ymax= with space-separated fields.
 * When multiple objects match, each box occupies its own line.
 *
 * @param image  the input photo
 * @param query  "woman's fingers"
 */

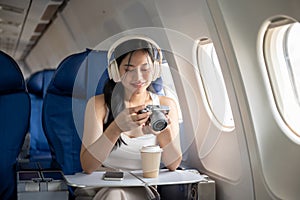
xmin=128 ymin=104 xmax=146 ymax=114
xmin=131 ymin=112 xmax=150 ymax=126
xmin=142 ymin=125 xmax=161 ymax=135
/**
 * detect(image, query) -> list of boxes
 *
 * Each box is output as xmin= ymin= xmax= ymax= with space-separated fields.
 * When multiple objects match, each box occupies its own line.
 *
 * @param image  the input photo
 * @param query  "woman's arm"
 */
xmin=157 ymin=96 xmax=182 ymax=171
xmin=80 ymin=95 xmax=121 ymax=174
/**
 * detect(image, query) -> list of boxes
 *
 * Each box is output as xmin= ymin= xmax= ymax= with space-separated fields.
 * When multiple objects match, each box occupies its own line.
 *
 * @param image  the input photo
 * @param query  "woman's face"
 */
xmin=119 ymin=50 xmax=153 ymax=94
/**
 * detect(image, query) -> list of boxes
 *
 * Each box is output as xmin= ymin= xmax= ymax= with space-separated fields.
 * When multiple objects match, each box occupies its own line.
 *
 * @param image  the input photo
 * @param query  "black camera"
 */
xmin=139 ymin=105 xmax=170 ymax=131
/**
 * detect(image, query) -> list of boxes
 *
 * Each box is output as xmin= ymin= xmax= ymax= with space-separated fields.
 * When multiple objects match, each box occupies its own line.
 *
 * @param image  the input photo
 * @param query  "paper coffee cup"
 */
xmin=140 ymin=145 xmax=163 ymax=178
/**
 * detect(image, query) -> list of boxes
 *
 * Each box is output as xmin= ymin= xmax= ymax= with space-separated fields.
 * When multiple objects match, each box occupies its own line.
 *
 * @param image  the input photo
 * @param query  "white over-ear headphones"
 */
xmin=107 ymin=35 xmax=162 ymax=82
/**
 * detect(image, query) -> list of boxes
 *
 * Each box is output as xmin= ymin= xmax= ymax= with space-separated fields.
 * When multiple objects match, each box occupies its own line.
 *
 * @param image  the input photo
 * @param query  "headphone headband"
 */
xmin=107 ymin=35 xmax=162 ymax=65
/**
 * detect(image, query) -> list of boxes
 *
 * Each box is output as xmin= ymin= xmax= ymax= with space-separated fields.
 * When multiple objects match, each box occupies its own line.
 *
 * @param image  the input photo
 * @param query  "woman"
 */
xmin=78 ymin=38 xmax=182 ymax=200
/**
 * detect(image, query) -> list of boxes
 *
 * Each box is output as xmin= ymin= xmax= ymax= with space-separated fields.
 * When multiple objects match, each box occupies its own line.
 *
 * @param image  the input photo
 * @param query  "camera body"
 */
xmin=139 ymin=105 xmax=170 ymax=131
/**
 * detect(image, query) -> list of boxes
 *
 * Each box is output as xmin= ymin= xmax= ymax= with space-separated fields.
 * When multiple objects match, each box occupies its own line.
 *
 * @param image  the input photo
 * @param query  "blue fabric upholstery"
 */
xmin=26 ymin=69 xmax=55 ymax=160
xmin=149 ymin=76 xmax=164 ymax=95
xmin=0 ymin=51 xmax=30 ymax=200
xmin=42 ymin=49 xmax=109 ymax=175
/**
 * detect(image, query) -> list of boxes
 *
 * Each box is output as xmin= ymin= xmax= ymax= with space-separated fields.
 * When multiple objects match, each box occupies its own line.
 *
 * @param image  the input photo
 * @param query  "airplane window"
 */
xmin=263 ymin=19 xmax=300 ymax=136
xmin=197 ymin=39 xmax=235 ymax=131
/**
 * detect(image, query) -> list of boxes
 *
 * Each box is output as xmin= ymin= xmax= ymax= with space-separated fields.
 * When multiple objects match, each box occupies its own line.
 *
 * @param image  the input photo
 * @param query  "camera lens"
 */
xmin=150 ymin=111 xmax=168 ymax=131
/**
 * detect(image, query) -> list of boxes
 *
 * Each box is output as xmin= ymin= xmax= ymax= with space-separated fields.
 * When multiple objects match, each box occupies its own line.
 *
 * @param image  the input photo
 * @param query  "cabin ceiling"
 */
xmin=0 ymin=0 xmax=66 ymax=62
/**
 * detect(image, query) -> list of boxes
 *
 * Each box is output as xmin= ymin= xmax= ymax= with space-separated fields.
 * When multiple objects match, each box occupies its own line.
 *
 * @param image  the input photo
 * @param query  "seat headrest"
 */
xmin=27 ymin=69 xmax=55 ymax=97
xmin=95 ymin=69 xmax=109 ymax=95
xmin=47 ymin=49 xmax=91 ymax=97
xmin=86 ymin=50 xmax=109 ymax=97
xmin=0 ymin=51 xmax=25 ymax=94
xmin=47 ymin=49 xmax=110 ymax=99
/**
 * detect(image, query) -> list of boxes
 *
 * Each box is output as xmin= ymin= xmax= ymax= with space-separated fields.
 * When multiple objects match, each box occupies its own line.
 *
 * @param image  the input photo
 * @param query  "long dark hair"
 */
xmin=103 ymin=39 xmax=158 ymax=149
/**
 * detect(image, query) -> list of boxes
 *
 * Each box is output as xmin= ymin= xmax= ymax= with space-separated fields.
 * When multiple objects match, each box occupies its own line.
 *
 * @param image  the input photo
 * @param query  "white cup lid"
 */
xmin=140 ymin=145 xmax=163 ymax=153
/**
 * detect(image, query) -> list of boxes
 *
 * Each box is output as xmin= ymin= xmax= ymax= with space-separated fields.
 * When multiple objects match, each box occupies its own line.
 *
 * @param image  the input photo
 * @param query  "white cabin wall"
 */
xmin=207 ymin=0 xmax=300 ymax=199
xmin=153 ymin=0 xmax=255 ymax=200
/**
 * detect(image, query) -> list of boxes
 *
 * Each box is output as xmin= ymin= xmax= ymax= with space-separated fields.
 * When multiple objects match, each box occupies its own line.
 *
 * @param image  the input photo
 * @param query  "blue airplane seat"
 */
xmin=0 ymin=51 xmax=30 ymax=200
xmin=42 ymin=51 xmax=88 ymax=175
xmin=26 ymin=69 xmax=55 ymax=161
xmin=42 ymin=49 xmax=110 ymax=175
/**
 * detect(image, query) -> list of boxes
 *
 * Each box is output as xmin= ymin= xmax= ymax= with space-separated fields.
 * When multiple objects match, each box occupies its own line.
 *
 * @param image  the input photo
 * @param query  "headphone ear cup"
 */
xmin=109 ymin=60 xmax=121 ymax=82
xmin=152 ymin=60 xmax=161 ymax=81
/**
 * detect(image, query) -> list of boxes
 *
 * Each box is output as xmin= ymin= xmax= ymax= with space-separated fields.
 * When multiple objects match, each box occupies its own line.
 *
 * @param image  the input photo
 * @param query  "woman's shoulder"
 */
xmin=85 ymin=94 xmax=107 ymax=120
xmin=87 ymin=94 xmax=106 ymax=108
xmin=94 ymin=93 xmax=105 ymax=102
xmin=158 ymin=95 xmax=176 ymax=106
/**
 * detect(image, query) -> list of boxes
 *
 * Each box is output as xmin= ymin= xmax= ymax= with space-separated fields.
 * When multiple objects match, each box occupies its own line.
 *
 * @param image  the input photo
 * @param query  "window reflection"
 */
xmin=197 ymin=39 xmax=235 ymax=130
xmin=263 ymin=18 xmax=300 ymax=136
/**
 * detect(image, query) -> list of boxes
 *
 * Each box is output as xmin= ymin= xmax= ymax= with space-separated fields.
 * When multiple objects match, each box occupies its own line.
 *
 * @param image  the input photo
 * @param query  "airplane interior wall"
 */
xmin=207 ymin=0 xmax=300 ymax=199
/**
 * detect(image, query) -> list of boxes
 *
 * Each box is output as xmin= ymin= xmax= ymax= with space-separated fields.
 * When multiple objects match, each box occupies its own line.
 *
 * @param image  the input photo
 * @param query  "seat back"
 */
xmin=26 ymin=69 xmax=55 ymax=160
xmin=42 ymin=49 xmax=109 ymax=175
xmin=0 ymin=51 xmax=30 ymax=200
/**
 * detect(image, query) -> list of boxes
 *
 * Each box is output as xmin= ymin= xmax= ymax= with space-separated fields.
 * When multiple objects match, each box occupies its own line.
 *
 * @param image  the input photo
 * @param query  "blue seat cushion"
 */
xmin=29 ymin=94 xmax=51 ymax=155
xmin=42 ymin=94 xmax=84 ymax=175
xmin=0 ymin=93 xmax=30 ymax=200
xmin=27 ymin=70 xmax=55 ymax=160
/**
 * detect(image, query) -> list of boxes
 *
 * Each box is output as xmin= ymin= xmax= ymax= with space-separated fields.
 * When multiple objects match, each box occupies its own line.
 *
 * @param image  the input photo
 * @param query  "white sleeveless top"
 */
xmin=102 ymin=92 xmax=160 ymax=170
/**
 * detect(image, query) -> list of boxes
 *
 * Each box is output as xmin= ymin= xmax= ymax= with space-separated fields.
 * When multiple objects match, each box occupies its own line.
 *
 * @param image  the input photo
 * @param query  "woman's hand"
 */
xmin=114 ymin=105 xmax=151 ymax=132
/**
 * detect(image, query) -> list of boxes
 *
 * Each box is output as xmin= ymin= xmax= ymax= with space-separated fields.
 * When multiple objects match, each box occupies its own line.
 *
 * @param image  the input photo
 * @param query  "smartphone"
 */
xmin=103 ymin=171 xmax=124 ymax=181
